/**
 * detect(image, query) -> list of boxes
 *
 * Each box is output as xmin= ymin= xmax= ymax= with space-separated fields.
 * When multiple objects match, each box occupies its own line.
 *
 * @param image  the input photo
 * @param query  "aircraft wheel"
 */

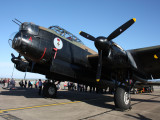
xmin=43 ymin=84 xmax=57 ymax=98
xmin=114 ymin=86 xmax=131 ymax=110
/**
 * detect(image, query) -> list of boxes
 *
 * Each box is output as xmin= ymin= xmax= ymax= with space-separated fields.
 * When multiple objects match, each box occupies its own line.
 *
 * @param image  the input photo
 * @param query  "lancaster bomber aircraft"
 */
xmin=9 ymin=18 xmax=160 ymax=111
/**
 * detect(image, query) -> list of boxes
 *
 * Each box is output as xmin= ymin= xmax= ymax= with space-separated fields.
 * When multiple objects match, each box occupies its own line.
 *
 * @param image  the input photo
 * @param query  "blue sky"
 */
xmin=0 ymin=0 xmax=160 ymax=79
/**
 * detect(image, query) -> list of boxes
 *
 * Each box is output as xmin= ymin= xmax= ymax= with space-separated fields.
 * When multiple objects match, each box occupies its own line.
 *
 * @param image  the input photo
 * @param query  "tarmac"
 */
xmin=0 ymin=84 xmax=160 ymax=120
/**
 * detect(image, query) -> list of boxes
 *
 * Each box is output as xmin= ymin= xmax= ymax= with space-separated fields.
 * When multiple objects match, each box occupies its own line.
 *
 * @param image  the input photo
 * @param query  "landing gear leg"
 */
xmin=114 ymin=86 xmax=131 ymax=111
xmin=43 ymin=80 xmax=57 ymax=98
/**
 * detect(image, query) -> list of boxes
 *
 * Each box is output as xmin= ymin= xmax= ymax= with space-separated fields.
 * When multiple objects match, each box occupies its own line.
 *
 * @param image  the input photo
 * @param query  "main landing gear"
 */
xmin=114 ymin=86 xmax=131 ymax=111
xmin=112 ymin=71 xmax=132 ymax=111
xmin=43 ymin=80 xmax=57 ymax=98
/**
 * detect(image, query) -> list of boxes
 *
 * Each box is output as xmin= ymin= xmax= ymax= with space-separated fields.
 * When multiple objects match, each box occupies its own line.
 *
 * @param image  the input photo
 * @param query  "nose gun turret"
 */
xmin=19 ymin=22 xmax=39 ymax=36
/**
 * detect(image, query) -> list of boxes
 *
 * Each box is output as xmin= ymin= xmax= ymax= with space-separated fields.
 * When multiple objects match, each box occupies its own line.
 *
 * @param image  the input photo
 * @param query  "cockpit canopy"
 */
xmin=49 ymin=25 xmax=84 ymax=44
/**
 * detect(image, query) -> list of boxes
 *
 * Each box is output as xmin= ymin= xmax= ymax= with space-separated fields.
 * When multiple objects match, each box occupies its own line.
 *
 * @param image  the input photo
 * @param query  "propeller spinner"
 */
xmin=79 ymin=18 xmax=136 ymax=82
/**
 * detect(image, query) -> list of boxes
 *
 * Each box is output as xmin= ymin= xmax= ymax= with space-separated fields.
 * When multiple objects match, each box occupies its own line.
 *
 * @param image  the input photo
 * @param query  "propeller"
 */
xmin=79 ymin=18 xmax=136 ymax=82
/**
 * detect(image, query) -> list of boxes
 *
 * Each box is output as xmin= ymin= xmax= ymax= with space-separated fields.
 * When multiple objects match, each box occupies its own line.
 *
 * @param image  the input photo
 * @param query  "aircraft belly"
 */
xmin=50 ymin=59 xmax=78 ymax=78
xmin=50 ymin=58 xmax=97 ymax=82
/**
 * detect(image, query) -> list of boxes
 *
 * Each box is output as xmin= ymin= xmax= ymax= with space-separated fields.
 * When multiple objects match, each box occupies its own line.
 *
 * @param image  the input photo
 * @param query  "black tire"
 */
xmin=114 ymin=86 xmax=131 ymax=110
xmin=43 ymin=83 xmax=57 ymax=98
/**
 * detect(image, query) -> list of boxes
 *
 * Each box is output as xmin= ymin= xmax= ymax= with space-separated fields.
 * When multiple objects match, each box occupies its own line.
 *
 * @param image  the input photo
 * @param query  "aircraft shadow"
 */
xmin=57 ymin=90 xmax=115 ymax=109
xmin=0 ymin=86 xmax=115 ymax=109
xmin=125 ymin=113 xmax=152 ymax=120
xmin=131 ymin=93 xmax=160 ymax=106
xmin=1 ymin=87 xmax=160 ymax=111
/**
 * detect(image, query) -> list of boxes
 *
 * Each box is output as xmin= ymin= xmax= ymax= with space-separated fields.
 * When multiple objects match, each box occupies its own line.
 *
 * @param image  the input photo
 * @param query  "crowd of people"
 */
xmin=19 ymin=79 xmax=43 ymax=95
xmin=0 ymin=78 xmax=16 ymax=89
xmin=19 ymin=80 xmax=39 ymax=89
xmin=62 ymin=81 xmax=112 ymax=94
xmin=0 ymin=78 xmax=113 ymax=95
xmin=0 ymin=78 xmax=43 ymax=96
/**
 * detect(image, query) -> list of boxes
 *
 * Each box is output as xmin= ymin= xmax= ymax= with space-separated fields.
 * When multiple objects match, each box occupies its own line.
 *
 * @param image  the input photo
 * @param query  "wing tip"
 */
xmin=154 ymin=54 xmax=158 ymax=59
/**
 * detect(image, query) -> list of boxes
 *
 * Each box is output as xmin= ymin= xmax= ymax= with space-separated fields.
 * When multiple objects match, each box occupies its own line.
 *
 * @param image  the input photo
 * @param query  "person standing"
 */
xmin=7 ymin=78 xmax=10 ymax=88
xmin=35 ymin=80 xmax=37 ymax=88
xmin=19 ymin=80 xmax=24 ymax=88
xmin=68 ymin=82 xmax=71 ymax=90
xmin=38 ymin=79 xmax=42 ymax=95
xmin=10 ymin=78 xmax=14 ymax=89
xmin=25 ymin=80 xmax=27 ymax=88
xmin=64 ymin=81 xmax=67 ymax=90
xmin=2 ymin=78 xmax=5 ymax=87
xmin=28 ymin=81 xmax=31 ymax=88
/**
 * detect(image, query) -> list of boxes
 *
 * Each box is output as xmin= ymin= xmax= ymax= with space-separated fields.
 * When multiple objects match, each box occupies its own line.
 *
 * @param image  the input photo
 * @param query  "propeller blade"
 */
xmin=79 ymin=31 xmax=96 ymax=41
xmin=107 ymin=18 xmax=136 ymax=41
xmin=96 ymin=50 xmax=103 ymax=82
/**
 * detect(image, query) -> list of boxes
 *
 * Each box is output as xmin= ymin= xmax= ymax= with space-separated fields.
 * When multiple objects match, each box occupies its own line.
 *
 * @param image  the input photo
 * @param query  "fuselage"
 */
xmin=11 ymin=22 xmax=130 ymax=87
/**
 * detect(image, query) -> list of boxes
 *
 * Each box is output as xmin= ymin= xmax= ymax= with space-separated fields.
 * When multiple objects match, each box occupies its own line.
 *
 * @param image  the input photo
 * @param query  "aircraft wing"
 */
xmin=136 ymin=81 xmax=160 ymax=86
xmin=87 ymin=45 xmax=160 ymax=80
xmin=128 ymin=45 xmax=160 ymax=79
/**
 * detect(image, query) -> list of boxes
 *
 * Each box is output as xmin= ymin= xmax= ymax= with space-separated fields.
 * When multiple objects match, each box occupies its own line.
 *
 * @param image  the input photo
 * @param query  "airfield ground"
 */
xmin=0 ymin=83 xmax=160 ymax=120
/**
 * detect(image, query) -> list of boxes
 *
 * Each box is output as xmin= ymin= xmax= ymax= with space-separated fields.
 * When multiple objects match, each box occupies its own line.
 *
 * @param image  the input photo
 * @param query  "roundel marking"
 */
xmin=53 ymin=37 xmax=63 ymax=50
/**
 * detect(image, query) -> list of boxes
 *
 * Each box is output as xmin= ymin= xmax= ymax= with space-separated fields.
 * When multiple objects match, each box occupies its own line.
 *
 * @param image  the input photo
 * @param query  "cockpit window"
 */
xmin=20 ymin=22 xmax=39 ymax=35
xmin=49 ymin=26 xmax=84 ymax=44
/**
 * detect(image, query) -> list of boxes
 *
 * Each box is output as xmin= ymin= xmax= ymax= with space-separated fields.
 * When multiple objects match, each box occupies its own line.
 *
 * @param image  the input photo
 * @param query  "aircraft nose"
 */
xmin=12 ymin=32 xmax=22 ymax=49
